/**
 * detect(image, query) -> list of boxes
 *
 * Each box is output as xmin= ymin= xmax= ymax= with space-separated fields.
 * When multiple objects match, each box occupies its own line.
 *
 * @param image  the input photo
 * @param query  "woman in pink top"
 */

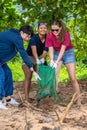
xmin=46 ymin=20 xmax=81 ymax=106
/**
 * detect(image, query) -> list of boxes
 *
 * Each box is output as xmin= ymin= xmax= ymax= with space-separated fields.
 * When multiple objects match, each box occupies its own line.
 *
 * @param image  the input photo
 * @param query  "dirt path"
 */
xmin=0 ymin=81 xmax=87 ymax=130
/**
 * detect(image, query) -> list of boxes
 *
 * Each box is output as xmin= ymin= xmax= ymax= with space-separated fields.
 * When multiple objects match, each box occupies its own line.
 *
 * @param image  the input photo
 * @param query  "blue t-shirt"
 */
xmin=26 ymin=34 xmax=48 ymax=56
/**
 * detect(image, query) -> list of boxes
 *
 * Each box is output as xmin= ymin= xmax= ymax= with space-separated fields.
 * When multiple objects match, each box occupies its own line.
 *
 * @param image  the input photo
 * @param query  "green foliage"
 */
xmin=0 ymin=0 xmax=87 ymax=82
xmin=7 ymin=56 xmax=24 ymax=82
xmin=0 ymin=0 xmax=87 ymax=60
xmin=59 ymin=65 xmax=69 ymax=82
xmin=76 ymin=61 xmax=87 ymax=80
xmin=1 ymin=0 xmax=87 ymax=60
xmin=59 ymin=62 xmax=87 ymax=83
xmin=8 ymin=58 xmax=87 ymax=82
xmin=0 ymin=0 xmax=21 ymax=30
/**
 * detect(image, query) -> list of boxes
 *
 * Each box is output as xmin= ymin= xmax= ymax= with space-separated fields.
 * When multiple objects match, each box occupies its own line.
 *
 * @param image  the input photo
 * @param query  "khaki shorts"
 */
xmin=22 ymin=56 xmax=37 ymax=67
xmin=22 ymin=56 xmax=47 ymax=67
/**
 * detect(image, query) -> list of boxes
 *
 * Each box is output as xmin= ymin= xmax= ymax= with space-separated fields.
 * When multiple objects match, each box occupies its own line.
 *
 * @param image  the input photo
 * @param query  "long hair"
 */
xmin=51 ymin=20 xmax=66 ymax=43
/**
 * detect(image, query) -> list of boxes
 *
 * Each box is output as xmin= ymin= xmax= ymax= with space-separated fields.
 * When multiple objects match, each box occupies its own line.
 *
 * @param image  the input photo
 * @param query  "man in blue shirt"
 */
xmin=22 ymin=22 xmax=48 ymax=102
xmin=0 ymin=25 xmax=41 ymax=110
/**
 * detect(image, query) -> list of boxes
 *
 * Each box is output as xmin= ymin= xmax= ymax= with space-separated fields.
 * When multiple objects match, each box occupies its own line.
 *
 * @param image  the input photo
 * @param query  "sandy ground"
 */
xmin=0 ymin=81 xmax=87 ymax=130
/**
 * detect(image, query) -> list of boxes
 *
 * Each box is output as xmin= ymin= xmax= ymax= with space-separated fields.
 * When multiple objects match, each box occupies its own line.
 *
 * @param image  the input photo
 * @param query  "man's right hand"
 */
xmin=33 ymin=71 xmax=41 ymax=80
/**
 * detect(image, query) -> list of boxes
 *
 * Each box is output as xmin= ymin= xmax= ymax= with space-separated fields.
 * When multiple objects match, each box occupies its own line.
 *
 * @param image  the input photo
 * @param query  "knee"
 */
xmin=70 ymin=77 xmax=77 ymax=84
xmin=25 ymin=74 xmax=32 ymax=81
xmin=24 ymin=71 xmax=32 ymax=81
xmin=22 ymin=65 xmax=32 ymax=80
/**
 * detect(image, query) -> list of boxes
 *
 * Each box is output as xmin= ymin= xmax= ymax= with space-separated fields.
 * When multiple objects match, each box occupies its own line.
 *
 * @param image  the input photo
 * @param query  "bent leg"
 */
xmin=22 ymin=64 xmax=32 ymax=101
xmin=65 ymin=63 xmax=81 ymax=105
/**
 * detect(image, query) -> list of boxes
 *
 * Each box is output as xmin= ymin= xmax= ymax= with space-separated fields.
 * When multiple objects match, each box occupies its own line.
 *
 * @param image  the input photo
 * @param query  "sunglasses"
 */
xmin=38 ymin=22 xmax=47 ymax=27
xmin=51 ymin=29 xmax=59 ymax=32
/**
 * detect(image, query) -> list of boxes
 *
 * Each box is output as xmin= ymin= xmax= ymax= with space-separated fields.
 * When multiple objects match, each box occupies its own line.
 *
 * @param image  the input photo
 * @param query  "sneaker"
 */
xmin=6 ymin=98 xmax=19 ymax=106
xmin=0 ymin=102 xmax=8 ymax=110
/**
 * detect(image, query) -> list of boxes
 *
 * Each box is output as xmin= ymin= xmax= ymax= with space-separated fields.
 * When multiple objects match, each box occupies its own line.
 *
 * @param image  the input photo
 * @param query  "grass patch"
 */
xmin=8 ymin=60 xmax=87 ymax=82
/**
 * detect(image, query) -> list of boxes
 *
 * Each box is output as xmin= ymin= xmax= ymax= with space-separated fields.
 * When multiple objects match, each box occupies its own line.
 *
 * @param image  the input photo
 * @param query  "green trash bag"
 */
xmin=37 ymin=64 xmax=58 ymax=100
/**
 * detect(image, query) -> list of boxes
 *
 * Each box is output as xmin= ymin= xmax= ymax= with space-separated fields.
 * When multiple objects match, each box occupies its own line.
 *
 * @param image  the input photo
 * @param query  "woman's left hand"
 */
xmin=52 ymin=62 xmax=58 ymax=68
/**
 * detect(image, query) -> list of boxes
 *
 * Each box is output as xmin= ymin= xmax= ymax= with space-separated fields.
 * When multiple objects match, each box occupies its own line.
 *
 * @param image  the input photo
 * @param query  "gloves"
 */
xmin=52 ymin=62 xmax=57 ymax=69
xmin=40 ymin=58 xmax=45 ymax=64
xmin=36 ymin=58 xmax=45 ymax=64
xmin=36 ymin=58 xmax=41 ymax=65
xmin=50 ymin=60 xmax=54 ymax=67
xmin=50 ymin=60 xmax=58 ymax=69
xmin=33 ymin=71 xmax=41 ymax=80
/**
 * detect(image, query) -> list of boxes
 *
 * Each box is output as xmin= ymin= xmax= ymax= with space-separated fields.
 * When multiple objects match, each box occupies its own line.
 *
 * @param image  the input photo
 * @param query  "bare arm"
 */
xmin=41 ymin=50 xmax=48 ymax=58
xmin=31 ymin=46 xmax=38 ymax=59
xmin=49 ymin=47 xmax=54 ymax=60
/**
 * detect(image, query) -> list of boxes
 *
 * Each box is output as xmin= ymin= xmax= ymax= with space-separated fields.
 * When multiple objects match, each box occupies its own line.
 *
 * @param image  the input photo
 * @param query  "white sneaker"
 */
xmin=6 ymin=98 xmax=19 ymax=106
xmin=0 ymin=102 xmax=8 ymax=110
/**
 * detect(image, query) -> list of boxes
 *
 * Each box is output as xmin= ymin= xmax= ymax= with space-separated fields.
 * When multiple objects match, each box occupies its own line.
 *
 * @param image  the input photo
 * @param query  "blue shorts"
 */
xmin=54 ymin=48 xmax=76 ymax=64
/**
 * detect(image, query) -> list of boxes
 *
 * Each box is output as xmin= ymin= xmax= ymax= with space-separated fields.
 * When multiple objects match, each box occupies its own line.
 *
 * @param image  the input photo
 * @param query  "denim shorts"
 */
xmin=54 ymin=48 xmax=76 ymax=64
